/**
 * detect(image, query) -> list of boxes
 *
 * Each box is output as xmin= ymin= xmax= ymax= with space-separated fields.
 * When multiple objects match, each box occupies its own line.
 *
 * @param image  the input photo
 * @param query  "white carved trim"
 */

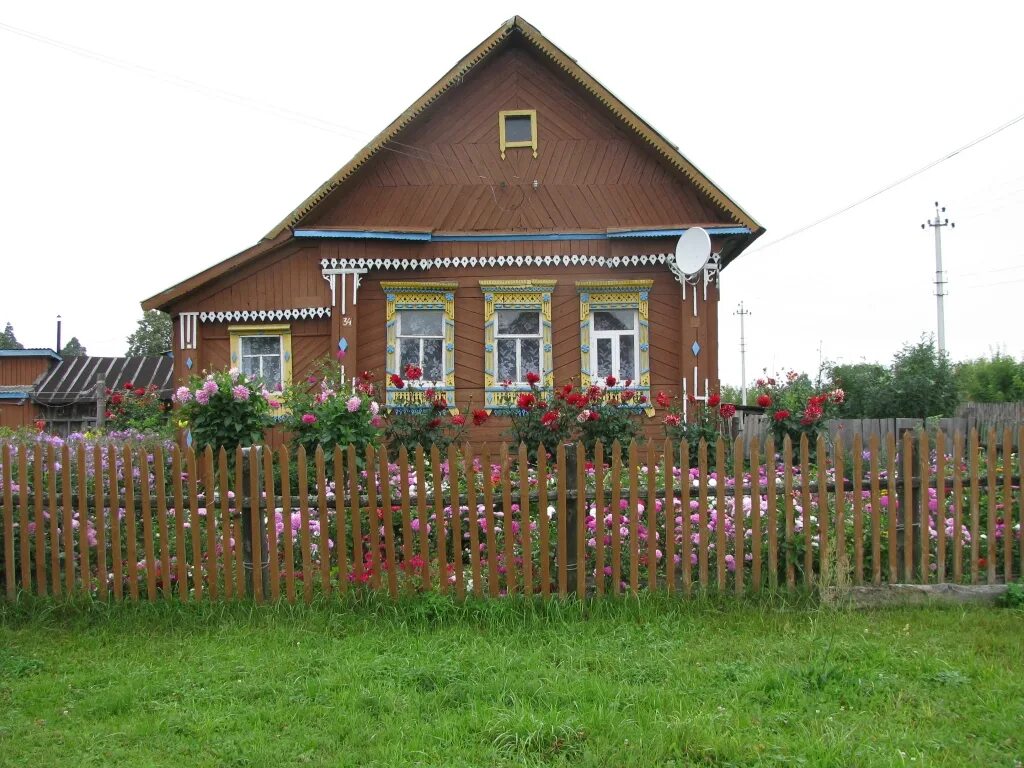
xmin=319 ymin=254 xmax=674 ymax=272
xmin=197 ymin=307 xmax=331 ymax=323
xmin=178 ymin=312 xmax=198 ymax=350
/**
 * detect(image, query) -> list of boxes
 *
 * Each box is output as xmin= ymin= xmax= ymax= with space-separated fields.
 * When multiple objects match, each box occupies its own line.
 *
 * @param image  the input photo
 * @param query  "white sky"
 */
xmin=2 ymin=1 xmax=1022 ymax=389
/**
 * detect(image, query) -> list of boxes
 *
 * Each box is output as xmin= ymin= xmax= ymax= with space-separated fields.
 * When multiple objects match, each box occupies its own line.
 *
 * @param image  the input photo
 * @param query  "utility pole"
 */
xmin=734 ymin=302 xmax=751 ymax=405
xmin=922 ymin=202 xmax=954 ymax=356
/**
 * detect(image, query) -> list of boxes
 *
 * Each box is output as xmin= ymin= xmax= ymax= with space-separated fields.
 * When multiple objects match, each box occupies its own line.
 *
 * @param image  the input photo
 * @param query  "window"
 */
xmin=228 ymin=324 xmax=292 ymax=393
xmin=383 ymin=282 xmax=457 ymax=409
xmin=480 ymin=280 xmax=555 ymax=411
xmin=577 ymin=281 xmax=654 ymax=416
xmin=499 ymin=109 xmax=538 ymax=159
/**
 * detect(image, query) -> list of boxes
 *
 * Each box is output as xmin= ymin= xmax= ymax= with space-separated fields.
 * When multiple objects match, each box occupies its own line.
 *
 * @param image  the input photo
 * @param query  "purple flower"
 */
xmin=232 ymin=385 xmax=250 ymax=402
xmin=346 ymin=396 xmax=361 ymax=413
xmin=194 ymin=389 xmax=210 ymax=405
xmin=173 ymin=386 xmax=192 ymax=404
xmin=301 ymin=413 xmax=317 ymax=425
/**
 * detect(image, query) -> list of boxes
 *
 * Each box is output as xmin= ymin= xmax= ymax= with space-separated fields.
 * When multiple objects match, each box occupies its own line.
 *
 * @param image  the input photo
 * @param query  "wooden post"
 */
xmin=563 ymin=444 xmax=579 ymax=595
xmin=240 ymin=446 xmax=270 ymax=598
xmin=895 ymin=422 xmax=921 ymax=582
xmin=95 ymin=375 xmax=106 ymax=429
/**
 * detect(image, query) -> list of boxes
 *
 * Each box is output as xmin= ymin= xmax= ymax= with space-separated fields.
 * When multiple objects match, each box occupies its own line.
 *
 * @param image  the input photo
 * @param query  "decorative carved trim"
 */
xmin=198 ymin=308 xmax=330 ymax=323
xmin=178 ymin=312 xmax=199 ymax=350
xmin=320 ymin=253 xmax=674 ymax=272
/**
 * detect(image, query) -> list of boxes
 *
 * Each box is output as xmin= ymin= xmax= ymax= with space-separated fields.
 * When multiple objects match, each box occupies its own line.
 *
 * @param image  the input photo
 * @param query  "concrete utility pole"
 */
xmin=922 ymin=202 xmax=954 ymax=356
xmin=734 ymin=302 xmax=751 ymax=405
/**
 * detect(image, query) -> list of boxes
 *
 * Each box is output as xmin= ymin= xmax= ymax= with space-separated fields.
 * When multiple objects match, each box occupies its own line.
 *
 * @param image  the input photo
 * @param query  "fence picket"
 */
xmin=219 ymin=448 xmax=234 ymax=600
xmin=749 ymin=436 xmax=760 ymax=593
xmin=869 ymin=435 xmax=881 ymax=586
xmin=481 ymin=445 xmax=498 ymax=597
xmin=557 ymin=443 xmax=568 ymax=598
xmin=33 ymin=445 xmax=46 ymax=596
xmin=901 ymin=430 xmax=914 ymax=581
xmin=464 ymin=446 xmax=483 ymax=599
xmin=499 ymin=444 xmax=515 ymax=596
xmin=968 ymin=429 xmax=980 ymax=584
xmin=153 ymin=445 xmax=170 ymax=597
xmin=50 ymin=445 xmax=63 ymax=597
xmin=851 ymin=434 xmax=863 ymax=585
xmin=121 ymin=445 xmax=138 ymax=600
xmin=415 ymin=446 xmax=431 ymax=592
xmin=398 ymin=447 xmax=413 ymax=594
xmin=918 ymin=431 xmax=930 ymax=583
xmin=517 ymin=443 xmax=531 ymax=598
xmin=379 ymin=446 xmax=398 ymax=599
xmin=578 ymin=442 xmax=588 ymax=600
xmin=316 ymin=446 xmax=332 ymax=597
xmin=2 ymin=444 xmax=14 ymax=600
xmin=280 ymin=444 xmax=295 ymax=603
xmin=536 ymin=447 xmax=550 ymax=600
xmin=188 ymin=449 xmax=202 ymax=601
xmin=986 ymin=429 xmax=997 ymax=584
xmin=715 ymin=438 xmax=727 ymax=593
xmin=817 ymin=436 xmax=829 ymax=586
xmin=171 ymin=447 xmax=186 ymax=600
xmin=333 ymin=446 xmax=347 ymax=596
xmin=18 ymin=446 xmax=29 ymax=591
xmin=734 ymin=436 xmax=744 ymax=595
xmin=782 ymin=437 xmax=794 ymax=590
xmin=450 ymin=444 xmax=464 ymax=600
xmin=799 ymin=436 xmax=812 ymax=588
xmin=297 ymin=446 xmax=314 ymax=602
xmin=75 ymin=446 xmax=92 ymax=594
xmin=432 ymin=445 xmax=448 ymax=596
xmin=347 ymin=444 xmax=360 ymax=592
xmin=247 ymin=447 xmax=263 ymax=604
xmin=662 ymin=440 xmax=675 ymax=595
xmin=951 ymin=434 xmax=963 ymax=583
xmin=233 ymin=448 xmax=244 ymax=598
xmin=697 ymin=439 xmax=709 ymax=591
xmin=263 ymin=446 xmax=278 ymax=602
xmin=610 ymin=440 xmax=623 ymax=595
xmin=1019 ymin=427 xmax=1024 ymax=581
xmin=648 ymin=441 xmax=659 ymax=594
xmin=203 ymin=448 xmax=218 ymax=600
xmin=765 ymin=438 xmax=777 ymax=590
xmin=1002 ymin=427 xmax=1013 ymax=584
xmin=885 ymin=433 xmax=898 ymax=583
xmin=680 ymin=439 xmax=692 ymax=596
xmin=833 ymin=437 xmax=845 ymax=583
xmin=137 ymin=446 xmax=155 ymax=600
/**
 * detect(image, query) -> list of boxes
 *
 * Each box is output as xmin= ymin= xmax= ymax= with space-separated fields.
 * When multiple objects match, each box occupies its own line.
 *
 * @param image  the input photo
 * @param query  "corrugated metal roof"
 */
xmin=32 ymin=356 xmax=174 ymax=405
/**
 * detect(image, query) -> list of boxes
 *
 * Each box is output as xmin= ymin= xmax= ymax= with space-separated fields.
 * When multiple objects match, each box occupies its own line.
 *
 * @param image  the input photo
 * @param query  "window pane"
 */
xmin=399 ymin=338 xmax=420 ymax=371
xmin=241 ymin=336 xmax=280 ymax=356
xmin=497 ymin=310 xmax=539 ymax=336
xmin=619 ymin=335 xmax=636 ymax=380
xmin=596 ymin=338 xmax=613 ymax=378
xmin=497 ymin=339 xmax=518 ymax=382
xmin=520 ymin=339 xmax=540 ymax=379
xmin=400 ymin=310 xmax=443 ymax=337
xmin=262 ymin=356 xmax=283 ymax=391
xmin=422 ymin=339 xmax=443 ymax=381
xmin=505 ymin=115 xmax=532 ymax=143
xmin=240 ymin=356 xmax=261 ymax=381
xmin=594 ymin=310 xmax=634 ymax=331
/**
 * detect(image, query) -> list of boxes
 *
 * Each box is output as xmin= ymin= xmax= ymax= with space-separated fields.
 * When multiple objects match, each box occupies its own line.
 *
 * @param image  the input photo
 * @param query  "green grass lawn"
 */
xmin=1 ymin=594 xmax=1021 ymax=767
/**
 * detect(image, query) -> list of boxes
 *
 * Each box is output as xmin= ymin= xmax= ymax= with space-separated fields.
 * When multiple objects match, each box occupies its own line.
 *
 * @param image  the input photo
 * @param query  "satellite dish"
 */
xmin=673 ymin=228 xmax=711 ymax=277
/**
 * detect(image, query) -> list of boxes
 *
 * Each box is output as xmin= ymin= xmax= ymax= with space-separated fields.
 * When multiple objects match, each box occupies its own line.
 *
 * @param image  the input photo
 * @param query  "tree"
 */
xmin=828 ymin=362 xmax=890 ymax=418
xmin=888 ymin=337 xmax=959 ymax=419
xmin=955 ymin=353 xmax=1024 ymax=402
xmin=61 ymin=337 xmax=87 ymax=357
xmin=125 ymin=311 xmax=172 ymax=356
xmin=0 ymin=322 xmax=24 ymax=350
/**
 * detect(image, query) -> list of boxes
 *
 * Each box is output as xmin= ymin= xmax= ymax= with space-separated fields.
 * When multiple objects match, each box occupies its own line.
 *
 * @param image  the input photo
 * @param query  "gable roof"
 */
xmin=143 ymin=16 xmax=762 ymax=313
xmin=267 ymin=15 xmax=760 ymax=240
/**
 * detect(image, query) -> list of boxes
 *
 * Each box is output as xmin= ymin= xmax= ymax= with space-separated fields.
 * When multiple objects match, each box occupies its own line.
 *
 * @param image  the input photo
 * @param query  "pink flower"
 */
xmin=301 ymin=413 xmax=317 ymax=425
xmin=370 ymin=415 xmax=383 ymax=428
xmin=346 ymin=396 xmax=362 ymax=413
xmin=232 ymin=385 xmax=250 ymax=402
xmin=663 ymin=413 xmax=681 ymax=426
xmin=194 ymin=389 xmax=210 ymax=405
xmin=173 ymin=386 xmax=192 ymax=404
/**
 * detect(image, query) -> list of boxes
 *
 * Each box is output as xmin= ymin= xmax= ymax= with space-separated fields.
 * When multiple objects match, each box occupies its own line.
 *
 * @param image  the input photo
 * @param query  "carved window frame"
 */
xmin=499 ymin=109 xmax=538 ymax=159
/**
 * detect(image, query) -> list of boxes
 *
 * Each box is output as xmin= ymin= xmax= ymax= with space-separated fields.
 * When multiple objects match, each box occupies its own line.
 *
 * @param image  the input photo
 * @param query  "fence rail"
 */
xmin=1 ymin=428 xmax=1021 ymax=603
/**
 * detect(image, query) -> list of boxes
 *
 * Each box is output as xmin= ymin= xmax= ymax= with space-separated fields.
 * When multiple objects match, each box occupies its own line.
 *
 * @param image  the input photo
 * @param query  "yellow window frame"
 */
xmin=228 ymin=324 xmax=293 ymax=397
xmin=499 ymin=109 xmax=538 ymax=159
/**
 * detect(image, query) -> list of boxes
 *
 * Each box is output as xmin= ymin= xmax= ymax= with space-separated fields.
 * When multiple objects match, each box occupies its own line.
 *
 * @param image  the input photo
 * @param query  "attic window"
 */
xmin=499 ymin=110 xmax=537 ymax=159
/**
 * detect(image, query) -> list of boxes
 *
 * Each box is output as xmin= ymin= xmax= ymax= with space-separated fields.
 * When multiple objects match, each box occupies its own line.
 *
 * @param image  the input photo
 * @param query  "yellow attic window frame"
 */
xmin=499 ymin=109 xmax=537 ymax=159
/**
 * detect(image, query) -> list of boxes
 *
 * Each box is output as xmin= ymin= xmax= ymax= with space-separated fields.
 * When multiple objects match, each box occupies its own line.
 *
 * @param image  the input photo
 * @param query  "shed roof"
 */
xmin=32 ymin=356 xmax=175 ymax=406
xmin=0 ymin=349 xmax=61 ymax=361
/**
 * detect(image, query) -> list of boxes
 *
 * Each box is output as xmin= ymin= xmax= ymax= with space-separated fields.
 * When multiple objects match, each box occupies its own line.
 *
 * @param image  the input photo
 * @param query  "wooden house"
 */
xmin=142 ymin=16 xmax=763 ymax=442
xmin=0 ymin=349 xmax=59 ymax=429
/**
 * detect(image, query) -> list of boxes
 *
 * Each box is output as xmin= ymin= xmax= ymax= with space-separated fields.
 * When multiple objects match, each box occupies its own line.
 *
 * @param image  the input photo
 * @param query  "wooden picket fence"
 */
xmin=1 ymin=428 xmax=1021 ymax=603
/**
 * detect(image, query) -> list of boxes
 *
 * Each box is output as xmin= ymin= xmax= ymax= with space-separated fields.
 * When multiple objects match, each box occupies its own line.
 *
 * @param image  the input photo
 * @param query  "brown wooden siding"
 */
xmin=302 ymin=44 xmax=735 ymax=234
xmin=0 ymin=401 xmax=39 ymax=429
xmin=0 ymin=357 xmax=53 ymax=387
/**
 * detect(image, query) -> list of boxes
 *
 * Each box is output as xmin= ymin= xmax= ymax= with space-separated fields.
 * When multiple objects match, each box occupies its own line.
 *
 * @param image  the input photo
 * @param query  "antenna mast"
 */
xmin=922 ymin=202 xmax=954 ymax=356
xmin=734 ymin=302 xmax=751 ymax=405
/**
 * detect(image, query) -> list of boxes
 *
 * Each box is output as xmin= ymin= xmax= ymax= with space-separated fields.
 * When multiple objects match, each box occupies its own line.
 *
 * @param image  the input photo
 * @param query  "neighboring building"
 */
xmin=32 ymin=356 xmax=175 ymax=435
xmin=0 ymin=349 xmax=60 ymax=429
xmin=142 ymin=16 xmax=763 ymax=441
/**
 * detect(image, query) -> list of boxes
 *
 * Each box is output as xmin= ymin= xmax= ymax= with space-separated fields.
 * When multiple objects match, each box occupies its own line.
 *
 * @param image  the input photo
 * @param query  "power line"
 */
xmin=747 ymin=108 xmax=1024 ymax=254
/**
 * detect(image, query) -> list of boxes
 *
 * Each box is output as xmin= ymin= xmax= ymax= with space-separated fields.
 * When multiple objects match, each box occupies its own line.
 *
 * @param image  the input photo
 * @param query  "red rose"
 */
xmin=664 ymin=413 xmax=681 ymax=426
xmin=123 ymin=381 xmax=134 ymax=390
xmin=525 ymin=371 xmax=541 ymax=386
xmin=621 ymin=389 xmax=635 ymax=402
xmin=360 ymin=370 xmax=374 ymax=381
xmin=451 ymin=414 xmax=466 ymax=426
xmin=773 ymin=409 xmax=790 ymax=422
xmin=110 ymin=393 xmax=123 ymax=405
xmin=516 ymin=392 xmax=536 ymax=410
xmin=389 ymin=374 xmax=405 ymax=389
xmin=707 ymin=393 xmax=721 ymax=407
xmin=472 ymin=409 xmax=489 ymax=426
xmin=34 ymin=419 xmax=45 ymax=432
xmin=720 ymin=403 xmax=736 ymax=419
xmin=403 ymin=363 xmax=423 ymax=381
xmin=587 ymin=410 xmax=599 ymax=421
xmin=656 ymin=391 xmax=672 ymax=408
xmin=605 ymin=375 xmax=617 ymax=387
xmin=540 ymin=410 xmax=560 ymax=429
xmin=756 ymin=394 xmax=771 ymax=408
xmin=104 ymin=410 xmax=114 ymax=419
xmin=134 ymin=388 xmax=146 ymax=397
xmin=427 ymin=418 xmax=442 ymax=430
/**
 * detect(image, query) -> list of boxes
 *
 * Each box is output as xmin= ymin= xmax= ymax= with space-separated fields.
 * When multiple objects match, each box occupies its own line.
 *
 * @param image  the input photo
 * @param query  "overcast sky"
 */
xmin=2 ymin=1 xmax=1022 ymax=390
